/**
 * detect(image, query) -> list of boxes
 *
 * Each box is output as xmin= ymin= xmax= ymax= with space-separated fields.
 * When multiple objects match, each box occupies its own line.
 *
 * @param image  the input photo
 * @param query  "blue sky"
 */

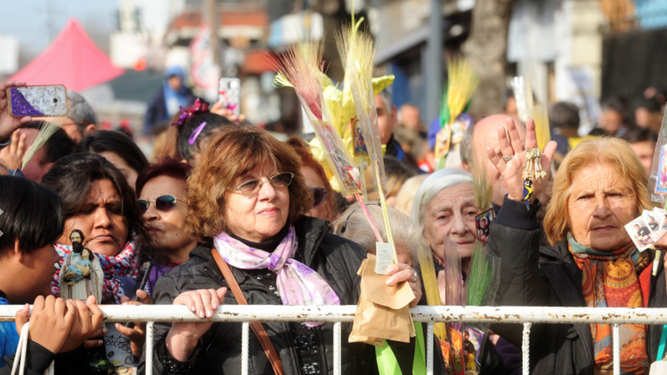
xmin=0 ymin=0 xmax=118 ymax=56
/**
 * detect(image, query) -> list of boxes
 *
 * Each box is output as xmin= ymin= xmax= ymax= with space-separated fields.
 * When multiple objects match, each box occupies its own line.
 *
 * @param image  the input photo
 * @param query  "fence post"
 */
xmin=145 ymin=322 xmax=154 ymax=375
xmin=522 ymin=322 xmax=532 ymax=375
xmin=242 ymin=322 xmax=249 ymax=375
xmin=427 ymin=323 xmax=434 ymax=375
xmin=334 ymin=322 xmax=341 ymax=375
xmin=613 ymin=324 xmax=620 ymax=375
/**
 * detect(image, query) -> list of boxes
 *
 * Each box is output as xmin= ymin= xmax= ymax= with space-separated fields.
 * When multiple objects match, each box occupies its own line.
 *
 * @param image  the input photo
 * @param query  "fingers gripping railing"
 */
xmin=2 ymin=305 xmax=660 ymax=375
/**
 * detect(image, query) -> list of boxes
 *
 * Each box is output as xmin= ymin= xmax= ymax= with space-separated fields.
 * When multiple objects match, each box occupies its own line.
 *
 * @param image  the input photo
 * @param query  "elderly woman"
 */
xmin=143 ymin=126 xmax=421 ymax=375
xmin=411 ymin=168 xmax=479 ymax=272
xmin=333 ymin=204 xmax=439 ymax=375
xmin=42 ymin=153 xmax=156 ymax=367
xmin=485 ymin=118 xmax=665 ymax=374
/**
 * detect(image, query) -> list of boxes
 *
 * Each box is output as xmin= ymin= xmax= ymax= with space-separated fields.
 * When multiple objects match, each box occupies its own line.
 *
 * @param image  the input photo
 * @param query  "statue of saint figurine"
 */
xmin=59 ymin=230 xmax=104 ymax=301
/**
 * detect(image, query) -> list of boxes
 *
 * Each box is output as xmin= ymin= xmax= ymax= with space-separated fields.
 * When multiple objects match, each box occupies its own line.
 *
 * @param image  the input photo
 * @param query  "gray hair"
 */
xmin=394 ymin=174 xmax=429 ymax=217
xmin=459 ymin=123 xmax=474 ymax=166
xmin=66 ymin=91 xmax=97 ymax=128
xmin=333 ymin=203 xmax=426 ymax=266
xmin=411 ymin=168 xmax=473 ymax=225
xmin=378 ymin=89 xmax=394 ymax=111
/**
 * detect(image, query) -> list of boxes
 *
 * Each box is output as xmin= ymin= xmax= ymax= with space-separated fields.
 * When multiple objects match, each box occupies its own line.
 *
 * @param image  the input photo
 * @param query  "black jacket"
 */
xmin=2 ymin=343 xmax=90 ymax=375
xmin=139 ymin=216 xmax=382 ymax=375
xmin=487 ymin=196 xmax=667 ymax=375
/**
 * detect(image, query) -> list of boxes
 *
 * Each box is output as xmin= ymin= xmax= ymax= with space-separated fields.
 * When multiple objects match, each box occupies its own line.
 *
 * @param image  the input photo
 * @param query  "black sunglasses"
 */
xmin=310 ymin=187 xmax=328 ymax=208
xmin=138 ymin=195 xmax=185 ymax=214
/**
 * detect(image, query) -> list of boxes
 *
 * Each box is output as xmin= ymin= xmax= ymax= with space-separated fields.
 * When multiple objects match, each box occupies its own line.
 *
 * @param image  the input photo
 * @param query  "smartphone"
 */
xmin=218 ymin=77 xmax=241 ymax=116
xmin=7 ymin=85 xmax=68 ymax=117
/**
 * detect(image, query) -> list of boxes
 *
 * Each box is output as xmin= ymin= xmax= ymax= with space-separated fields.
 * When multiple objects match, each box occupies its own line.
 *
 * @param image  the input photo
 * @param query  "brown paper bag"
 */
xmin=349 ymin=254 xmax=416 ymax=345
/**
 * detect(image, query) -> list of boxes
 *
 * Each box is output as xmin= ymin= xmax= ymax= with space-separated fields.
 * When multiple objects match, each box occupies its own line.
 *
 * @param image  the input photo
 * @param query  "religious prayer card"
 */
xmin=375 ymin=242 xmax=395 ymax=275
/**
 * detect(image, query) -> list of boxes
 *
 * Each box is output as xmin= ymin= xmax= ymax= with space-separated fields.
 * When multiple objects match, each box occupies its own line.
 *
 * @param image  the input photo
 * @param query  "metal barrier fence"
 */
xmin=1 ymin=305 xmax=666 ymax=375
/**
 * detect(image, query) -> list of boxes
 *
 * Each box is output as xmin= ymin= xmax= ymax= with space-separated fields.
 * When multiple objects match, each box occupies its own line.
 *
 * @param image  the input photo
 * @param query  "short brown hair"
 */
xmin=187 ymin=126 xmax=313 ymax=242
xmin=544 ymin=137 xmax=652 ymax=245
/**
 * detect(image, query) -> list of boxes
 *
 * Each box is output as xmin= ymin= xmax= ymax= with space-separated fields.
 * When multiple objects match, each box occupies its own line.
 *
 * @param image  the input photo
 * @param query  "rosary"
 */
xmin=522 ymin=148 xmax=546 ymax=210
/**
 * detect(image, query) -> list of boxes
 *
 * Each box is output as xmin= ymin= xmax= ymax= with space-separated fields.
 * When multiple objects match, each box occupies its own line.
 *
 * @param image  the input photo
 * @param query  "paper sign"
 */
xmin=375 ymin=242 xmax=396 ymax=275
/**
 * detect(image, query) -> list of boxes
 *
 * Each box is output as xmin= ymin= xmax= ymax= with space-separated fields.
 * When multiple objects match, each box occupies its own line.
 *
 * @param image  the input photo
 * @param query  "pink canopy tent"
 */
xmin=9 ymin=19 xmax=124 ymax=92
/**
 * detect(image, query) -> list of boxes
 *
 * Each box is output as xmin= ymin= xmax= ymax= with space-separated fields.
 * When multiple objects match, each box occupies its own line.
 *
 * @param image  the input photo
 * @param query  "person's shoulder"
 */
xmin=160 ymin=245 xmax=212 ymax=280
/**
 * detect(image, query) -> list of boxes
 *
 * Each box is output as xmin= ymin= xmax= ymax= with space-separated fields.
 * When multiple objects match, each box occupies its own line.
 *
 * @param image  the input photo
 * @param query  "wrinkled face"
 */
xmin=140 ymin=175 xmax=194 ymax=254
xmin=301 ymin=166 xmax=330 ymax=222
xmin=374 ymin=94 xmax=398 ymax=145
xmin=567 ymin=163 xmax=638 ymax=251
xmin=629 ymin=141 xmax=654 ymax=176
xmin=58 ymin=179 xmax=129 ymax=256
xmin=224 ymin=163 xmax=291 ymax=242
xmin=471 ymin=116 xmax=526 ymax=206
xmin=422 ymin=183 xmax=478 ymax=261
xmin=98 ymin=151 xmax=139 ymax=192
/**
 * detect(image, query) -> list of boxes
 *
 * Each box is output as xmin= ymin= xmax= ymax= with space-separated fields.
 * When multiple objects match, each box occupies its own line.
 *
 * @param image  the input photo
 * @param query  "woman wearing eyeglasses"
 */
xmin=286 ymin=137 xmax=336 ymax=223
xmin=135 ymin=158 xmax=196 ymax=296
xmin=141 ymin=126 xmax=421 ymax=375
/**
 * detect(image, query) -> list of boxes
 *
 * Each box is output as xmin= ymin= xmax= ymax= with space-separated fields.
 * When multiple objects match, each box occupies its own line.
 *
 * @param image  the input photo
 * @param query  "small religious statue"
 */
xmin=59 ymin=230 xmax=104 ymax=301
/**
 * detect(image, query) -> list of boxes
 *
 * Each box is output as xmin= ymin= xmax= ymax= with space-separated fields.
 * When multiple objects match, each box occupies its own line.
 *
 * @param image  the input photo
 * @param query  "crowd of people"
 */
xmin=1 ymin=73 xmax=667 ymax=375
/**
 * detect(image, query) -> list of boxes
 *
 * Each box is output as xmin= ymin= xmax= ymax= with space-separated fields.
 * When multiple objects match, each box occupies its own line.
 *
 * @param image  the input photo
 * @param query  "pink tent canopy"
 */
xmin=9 ymin=19 xmax=124 ymax=92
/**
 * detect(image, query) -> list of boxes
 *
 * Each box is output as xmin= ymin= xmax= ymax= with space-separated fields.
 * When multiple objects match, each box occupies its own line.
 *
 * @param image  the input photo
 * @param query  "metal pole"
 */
xmin=426 ymin=323 xmax=434 ymax=375
xmin=426 ymin=0 xmax=443 ymax=123
xmin=613 ymin=324 xmax=620 ymax=375
xmin=146 ymin=322 xmax=154 ymax=375
xmin=334 ymin=322 xmax=342 ymax=375
xmin=522 ymin=322 xmax=532 ymax=375
xmin=205 ymin=0 xmax=221 ymax=66
xmin=242 ymin=322 xmax=249 ymax=375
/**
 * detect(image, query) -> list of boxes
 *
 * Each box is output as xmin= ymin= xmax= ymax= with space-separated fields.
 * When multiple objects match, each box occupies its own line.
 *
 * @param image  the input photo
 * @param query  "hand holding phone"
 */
xmin=218 ymin=77 xmax=241 ymax=116
xmin=7 ymin=84 xmax=68 ymax=117
xmin=0 ymin=81 xmax=32 ymax=141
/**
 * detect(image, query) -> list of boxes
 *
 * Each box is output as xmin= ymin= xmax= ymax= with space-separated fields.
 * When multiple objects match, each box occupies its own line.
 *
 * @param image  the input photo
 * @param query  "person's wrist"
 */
xmin=166 ymin=328 xmax=199 ymax=361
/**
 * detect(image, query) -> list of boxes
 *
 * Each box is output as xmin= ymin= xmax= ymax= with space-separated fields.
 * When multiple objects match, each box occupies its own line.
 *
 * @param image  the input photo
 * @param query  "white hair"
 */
xmin=410 ymin=168 xmax=473 ymax=225
xmin=333 ymin=203 xmax=426 ymax=265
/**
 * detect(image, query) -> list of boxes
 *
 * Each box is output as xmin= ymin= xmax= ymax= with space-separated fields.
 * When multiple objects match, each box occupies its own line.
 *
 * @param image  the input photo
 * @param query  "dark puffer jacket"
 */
xmin=487 ymin=196 xmax=667 ymax=375
xmin=139 ymin=216 xmax=380 ymax=375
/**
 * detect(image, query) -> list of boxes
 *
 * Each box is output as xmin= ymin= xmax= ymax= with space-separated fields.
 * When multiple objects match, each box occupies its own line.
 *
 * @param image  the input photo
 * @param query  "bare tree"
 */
xmin=462 ymin=0 xmax=515 ymax=117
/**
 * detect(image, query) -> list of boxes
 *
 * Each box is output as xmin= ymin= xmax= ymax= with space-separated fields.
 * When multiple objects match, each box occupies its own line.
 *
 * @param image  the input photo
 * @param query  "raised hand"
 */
xmin=0 ymin=81 xmax=32 ymax=141
xmin=0 ymin=130 xmax=27 ymax=170
xmin=166 ymin=287 xmax=227 ymax=361
xmin=386 ymin=263 xmax=423 ymax=308
xmin=485 ymin=117 xmax=557 ymax=204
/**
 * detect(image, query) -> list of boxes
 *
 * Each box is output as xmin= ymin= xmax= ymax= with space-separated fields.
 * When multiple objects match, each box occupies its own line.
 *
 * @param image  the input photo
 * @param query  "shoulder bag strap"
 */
xmin=211 ymin=249 xmax=285 ymax=375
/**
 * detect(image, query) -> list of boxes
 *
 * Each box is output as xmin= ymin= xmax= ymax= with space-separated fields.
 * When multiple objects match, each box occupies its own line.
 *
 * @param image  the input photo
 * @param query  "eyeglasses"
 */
xmin=230 ymin=172 xmax=294 ymax=196
xmin=138 ymin=195 xmax=185 ymax=214
xmin=310 ymin=187 xmax=328 ymax=208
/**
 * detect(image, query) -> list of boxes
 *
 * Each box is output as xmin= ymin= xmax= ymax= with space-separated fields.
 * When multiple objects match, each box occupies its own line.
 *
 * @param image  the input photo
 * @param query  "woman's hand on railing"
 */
xmin=59 ymin=295 xmax=104 ymax=353
xmin=116 ymin=289 xmax=154 ymax=357
xmin=14 ymin=295 xmax=75 ymax=354
xmin=386 ymin=264 xmax=423 ymax=308
xmin=485 ymin=117 xmax=557 ymax=204
xmin=166 ymin=287 xmax=227 ymax=361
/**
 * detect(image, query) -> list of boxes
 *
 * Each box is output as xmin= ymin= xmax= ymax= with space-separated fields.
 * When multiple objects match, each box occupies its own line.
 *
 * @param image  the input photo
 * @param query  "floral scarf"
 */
xmin=51 ymin=240 xmax=141 ymax=304
xmin=214 ymin=226 xmax=340 ymax=327
xmin=567 ymin=233 xmax=651 ymax=374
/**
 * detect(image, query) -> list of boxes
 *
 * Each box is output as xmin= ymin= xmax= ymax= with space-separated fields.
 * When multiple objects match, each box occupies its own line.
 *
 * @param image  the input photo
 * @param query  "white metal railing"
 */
xmin=1 ymin=305 xmax=666 ymax=375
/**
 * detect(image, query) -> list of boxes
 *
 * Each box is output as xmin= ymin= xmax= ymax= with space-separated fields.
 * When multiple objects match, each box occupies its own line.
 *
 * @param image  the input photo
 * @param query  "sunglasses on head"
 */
xmin=138 ymin=195 xmax=185 ymax=214
xmin=309 ymin=187 xmax=328 ymax=208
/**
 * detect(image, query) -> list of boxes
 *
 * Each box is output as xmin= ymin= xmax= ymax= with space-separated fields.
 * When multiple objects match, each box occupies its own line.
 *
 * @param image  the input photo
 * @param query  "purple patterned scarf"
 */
xmin=214 ymin=226 xmax=340 ymax=327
